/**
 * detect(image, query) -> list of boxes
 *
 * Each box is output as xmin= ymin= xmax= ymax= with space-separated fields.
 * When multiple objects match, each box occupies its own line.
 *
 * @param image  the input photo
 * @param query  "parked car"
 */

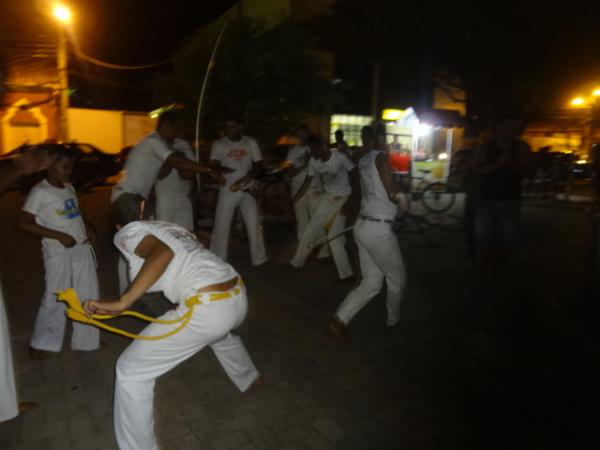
xmin=0 ymin=142 xmax=119 ymax=191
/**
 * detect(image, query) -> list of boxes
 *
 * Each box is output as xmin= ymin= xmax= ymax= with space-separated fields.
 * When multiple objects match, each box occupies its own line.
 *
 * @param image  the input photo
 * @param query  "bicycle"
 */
xmin=394 ymin=169 xmax=456 ymax=219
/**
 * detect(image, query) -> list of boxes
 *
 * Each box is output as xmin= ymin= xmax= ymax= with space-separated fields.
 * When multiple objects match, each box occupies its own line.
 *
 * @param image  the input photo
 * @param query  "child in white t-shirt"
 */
xmin=18 ymin=146 xmax=100 ymax=359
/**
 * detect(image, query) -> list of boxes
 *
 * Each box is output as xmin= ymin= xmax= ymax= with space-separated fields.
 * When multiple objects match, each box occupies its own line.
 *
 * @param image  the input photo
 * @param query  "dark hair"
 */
xmin=334 ymin=129 xmax=344 ymax=137
xmin=223 ymin=111 xmax=243 ymax=124
xmin=361 ymin=125 xmax=374 ymax=141
xmin=36 ymin=144 xmax=77 ymax=161
xmin=306 ymin=134 xmax=324 ymax=148
xmin=372 ymin=120 xmax=387 ymax=137
xmin=111 ymin=193 xmax=145 ymax=227
xmin=157 ymin=110 xmax=182 ymax=129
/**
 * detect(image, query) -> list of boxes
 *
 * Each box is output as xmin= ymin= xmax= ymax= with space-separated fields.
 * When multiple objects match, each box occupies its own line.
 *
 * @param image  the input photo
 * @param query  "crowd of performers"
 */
xmin=0 ymin=111 xmax=406 ymax=450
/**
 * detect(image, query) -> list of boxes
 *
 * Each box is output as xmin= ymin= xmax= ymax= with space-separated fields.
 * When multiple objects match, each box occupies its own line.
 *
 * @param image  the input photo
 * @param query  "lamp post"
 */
xmin=53 ymin=4 xmax=71 ymax=142
xmin=569 ymin=89 xmax=600 ymax=159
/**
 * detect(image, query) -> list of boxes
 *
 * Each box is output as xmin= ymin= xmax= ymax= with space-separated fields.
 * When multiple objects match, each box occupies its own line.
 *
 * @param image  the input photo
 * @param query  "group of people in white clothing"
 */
xmin=283 ymin=123 xmax=406 ymax=340
xmin=0 ymin=110 xmax=406 ymax=450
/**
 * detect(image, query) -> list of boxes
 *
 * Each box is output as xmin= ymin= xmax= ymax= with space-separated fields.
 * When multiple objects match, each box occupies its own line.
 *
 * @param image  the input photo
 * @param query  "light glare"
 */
xmin=53 ymin=4 xmax=71 ymax=23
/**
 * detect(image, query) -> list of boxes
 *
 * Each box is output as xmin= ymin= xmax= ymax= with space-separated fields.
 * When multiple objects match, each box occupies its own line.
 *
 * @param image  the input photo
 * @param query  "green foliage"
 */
xmin=154 ymin=17 xmax=340 ymax=150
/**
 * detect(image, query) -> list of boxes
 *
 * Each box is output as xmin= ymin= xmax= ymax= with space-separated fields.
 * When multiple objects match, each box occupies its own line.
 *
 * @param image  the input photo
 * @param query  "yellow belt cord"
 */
xmin=57 ymin=280 xmax=243 ymax=341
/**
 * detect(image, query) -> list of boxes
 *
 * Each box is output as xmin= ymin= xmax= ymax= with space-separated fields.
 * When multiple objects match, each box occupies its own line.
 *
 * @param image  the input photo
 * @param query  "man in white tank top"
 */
xmin=328 ymin=125 xmax=406 ymax=340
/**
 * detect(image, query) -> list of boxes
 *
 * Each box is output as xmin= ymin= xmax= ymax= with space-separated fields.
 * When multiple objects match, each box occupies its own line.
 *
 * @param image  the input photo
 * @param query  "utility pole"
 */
xmin=57 ymin=26 xmax=69 ymax=141
xmin=53 ymin=4 xmax=72 ymax=141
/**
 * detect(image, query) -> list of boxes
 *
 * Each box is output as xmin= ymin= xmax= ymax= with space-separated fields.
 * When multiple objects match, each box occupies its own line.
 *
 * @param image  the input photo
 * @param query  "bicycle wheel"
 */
xmin=394 ymin=191 xmax=411 ymax=220
xmin=421 ymin=182 xmax=455 ymax=213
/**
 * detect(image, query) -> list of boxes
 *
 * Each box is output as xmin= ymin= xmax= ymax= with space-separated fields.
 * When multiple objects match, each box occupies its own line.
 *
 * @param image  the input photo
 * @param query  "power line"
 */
xmin=71 ymin=46 xmax=170 ymax=70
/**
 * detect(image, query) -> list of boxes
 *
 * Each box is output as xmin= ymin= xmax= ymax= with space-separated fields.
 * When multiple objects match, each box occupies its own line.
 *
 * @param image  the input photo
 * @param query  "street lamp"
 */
xmin=53 ymin=4 xmax=71 ymax=141
xmin=53 ymin=4 xmax=71 ymax=23
xmin=568 ymin=88 xmax=600 ymax=157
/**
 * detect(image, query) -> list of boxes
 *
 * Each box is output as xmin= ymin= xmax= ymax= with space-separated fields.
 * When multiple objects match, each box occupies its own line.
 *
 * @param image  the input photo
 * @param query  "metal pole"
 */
xmin=57 ymin=26 xmax=69 ymax=141
xmin=194 ymin=22 xmax=227 ymax=167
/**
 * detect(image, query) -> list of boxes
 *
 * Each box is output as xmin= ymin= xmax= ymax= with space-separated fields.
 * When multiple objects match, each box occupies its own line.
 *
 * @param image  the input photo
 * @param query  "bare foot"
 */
xmin=327 ymin=317 xmax=351 ymax=342
xmin=253 ymin=376 xmax=264 ymax=387
xmin=28 ymin=347 xmax=49 ymax=360
xmin=18 ymin=402 xmax=39 ymax=413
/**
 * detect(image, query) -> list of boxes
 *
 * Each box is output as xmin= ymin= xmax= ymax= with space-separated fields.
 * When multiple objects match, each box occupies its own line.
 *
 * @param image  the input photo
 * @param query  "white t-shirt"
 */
xmin=23 ymin=179 xmax=87 ymax=250
xmin=155 ymin=139 xmax=195 ymax=198
xmin=287 ymin=145 xmax=321 ymax=196
xmin=114 ymin=221 xmax=238 ymax=304
xmin=112 ymin=131 xmax=174 ymax=201
xmin=308 ymin=151 xmax=354 ymax=196
xmin=210 ymin=136 xmax=262 ymax=189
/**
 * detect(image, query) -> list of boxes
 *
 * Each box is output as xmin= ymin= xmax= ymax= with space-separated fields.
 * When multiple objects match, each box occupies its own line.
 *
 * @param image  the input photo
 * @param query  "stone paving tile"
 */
xmin=1 ymin=190 xmax=589 ymax=449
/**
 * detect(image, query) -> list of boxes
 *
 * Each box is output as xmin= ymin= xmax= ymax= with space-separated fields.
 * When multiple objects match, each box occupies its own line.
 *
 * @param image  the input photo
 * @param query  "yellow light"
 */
xmin=571 ymin=97 xmax=586 ymax=107
xmin=382 ymin=109 xmax=405 ymax=121
xmin=53 ymin=4 xmax=71 ymax=23
xmin=593 ymin=89 xmax=600 ymax=97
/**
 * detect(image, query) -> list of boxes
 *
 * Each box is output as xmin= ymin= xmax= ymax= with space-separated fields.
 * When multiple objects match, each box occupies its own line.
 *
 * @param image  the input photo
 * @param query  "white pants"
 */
xmin=335 ymin=218 xmax=406 ymax=325
xmin=0 ymin=283 xmax=18 ymax=422
xmin=114 ymin=287 xmax=259 ymax=450
xmin=155 ymin=194 xmax=194 ymax=231
xmin=294 ymin=188 xmax=329 ymax=259
xmin=290 ymin=193 xmax=353 ymax=280
xmin=210 ymin=190 xmax=267 ymax=265
xmin=30 ymin=244 xmax=100 ymax=352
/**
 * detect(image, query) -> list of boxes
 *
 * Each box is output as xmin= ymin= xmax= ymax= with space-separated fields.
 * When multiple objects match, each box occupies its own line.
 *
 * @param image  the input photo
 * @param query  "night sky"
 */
xmin=4 ymin=1 xmax=600 ymax=116
xmin=2 ymin=0 xmax=237 ymax=109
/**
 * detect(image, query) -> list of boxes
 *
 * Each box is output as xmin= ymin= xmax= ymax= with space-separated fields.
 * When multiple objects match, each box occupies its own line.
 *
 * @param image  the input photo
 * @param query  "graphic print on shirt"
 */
xmin=172 ymin=229 xmax=200 ymax=253
xmin=226 ymin=149 xmax=248 ymax=161
xmin=55 ymin=198 xmax=81 ymax=219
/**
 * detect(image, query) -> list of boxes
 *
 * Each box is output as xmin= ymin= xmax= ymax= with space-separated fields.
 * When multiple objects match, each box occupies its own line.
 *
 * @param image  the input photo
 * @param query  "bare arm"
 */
xmin=83 ymin=235 xmax=174 ymax=315
xmin=342 ymin=167 xmax=361 ymax=222
xmin=18 ymin=211 xmax=76 ymax=248
xmin=209 ymin=158 xmax=227 ymax=186
xmin=375 ymin=152 xmax=398 ymax=199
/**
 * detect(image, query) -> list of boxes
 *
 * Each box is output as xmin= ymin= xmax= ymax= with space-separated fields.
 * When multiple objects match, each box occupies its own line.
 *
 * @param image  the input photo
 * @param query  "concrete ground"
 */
xmin=0 ymin=186 xmax=596 ymax=450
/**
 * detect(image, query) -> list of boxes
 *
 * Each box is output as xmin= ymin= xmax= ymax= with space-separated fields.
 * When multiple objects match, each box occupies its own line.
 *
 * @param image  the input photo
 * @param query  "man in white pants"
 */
xmin=209 ymin=115 xmax=267 ymax=265
xmin=112 ymin=111 xmax=224 ymax=293
xmin=84 ymin=194 xmax=261 ymax=450
xmin=287 ymin=124 xmax=324 ymax=240
xmin=328 ymin=124 xmax=406 ymax=341
xmin=155 ymin=138 xmax=195 ymax=231
xmin=290 ymin=135 xmax=355 ymax=280
xmin=0 ymin=150 xmax=54 ymax=422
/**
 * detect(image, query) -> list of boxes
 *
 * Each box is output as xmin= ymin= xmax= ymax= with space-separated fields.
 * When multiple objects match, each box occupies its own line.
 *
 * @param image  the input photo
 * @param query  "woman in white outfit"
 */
xmin=84 ymin=194 xmax=261 ymax=450
xmin=328 ymin=124 xmax=406 ymax=341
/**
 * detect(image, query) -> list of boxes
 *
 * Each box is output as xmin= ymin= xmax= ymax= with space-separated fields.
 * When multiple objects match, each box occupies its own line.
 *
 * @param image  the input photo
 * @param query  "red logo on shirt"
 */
xmin=226 ymin=149 xmax=248 ymax=161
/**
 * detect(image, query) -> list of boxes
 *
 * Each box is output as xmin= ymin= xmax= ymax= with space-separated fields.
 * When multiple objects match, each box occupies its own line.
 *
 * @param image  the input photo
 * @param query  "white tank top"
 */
xmin=358 ymin=150 xmax=398 ymax=221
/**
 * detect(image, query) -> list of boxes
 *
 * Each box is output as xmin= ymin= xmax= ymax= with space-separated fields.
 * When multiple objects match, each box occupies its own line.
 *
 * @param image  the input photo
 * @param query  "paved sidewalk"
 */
xmin=0 ymin=187 xmax=591 ymax=449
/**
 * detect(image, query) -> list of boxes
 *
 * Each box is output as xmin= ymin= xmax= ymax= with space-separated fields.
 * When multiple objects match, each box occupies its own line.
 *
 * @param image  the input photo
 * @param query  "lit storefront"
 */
xmin=330 ymin=109 xmax=463 ymax=181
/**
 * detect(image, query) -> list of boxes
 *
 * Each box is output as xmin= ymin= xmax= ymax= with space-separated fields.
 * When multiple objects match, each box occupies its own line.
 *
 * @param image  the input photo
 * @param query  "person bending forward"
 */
xmin=84 ymin=194 xmax=261 ymax=450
